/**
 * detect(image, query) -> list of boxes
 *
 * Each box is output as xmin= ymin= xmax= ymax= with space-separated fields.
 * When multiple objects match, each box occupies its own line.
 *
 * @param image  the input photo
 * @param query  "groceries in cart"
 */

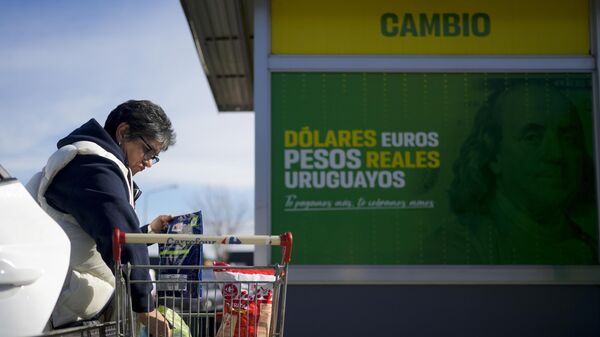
xmin=138 ymin=305 xmax=191 ymax=337
xmin=213 ymin=262 xmax=276 ymax=337
xmin=157 ymin=211 xmax=204 ymax=297
xmin=113 ymin=229 xmax=292 ymax=337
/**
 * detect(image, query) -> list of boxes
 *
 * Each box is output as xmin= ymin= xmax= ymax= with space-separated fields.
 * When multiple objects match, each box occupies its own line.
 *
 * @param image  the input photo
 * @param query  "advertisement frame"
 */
xmin=255 ymin=0 xmax=600 ymax=284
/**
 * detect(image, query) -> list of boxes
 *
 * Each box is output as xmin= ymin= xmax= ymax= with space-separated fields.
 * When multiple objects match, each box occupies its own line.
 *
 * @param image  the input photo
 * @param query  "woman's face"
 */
xmin=117 ymin=123 xmax=161 ymax=175
xmin=122 ymin=137 xmax=161 ymax=175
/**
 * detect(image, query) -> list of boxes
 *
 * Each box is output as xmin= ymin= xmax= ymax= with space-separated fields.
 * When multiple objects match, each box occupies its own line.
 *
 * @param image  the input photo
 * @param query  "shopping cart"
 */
xmin=112 ymin=229 xmax=293 ymax=337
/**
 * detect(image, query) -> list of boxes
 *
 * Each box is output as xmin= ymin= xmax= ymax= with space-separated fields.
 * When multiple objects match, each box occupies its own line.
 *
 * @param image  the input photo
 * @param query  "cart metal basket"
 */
xmin=111 ymin=229 xmax=292 ymax=337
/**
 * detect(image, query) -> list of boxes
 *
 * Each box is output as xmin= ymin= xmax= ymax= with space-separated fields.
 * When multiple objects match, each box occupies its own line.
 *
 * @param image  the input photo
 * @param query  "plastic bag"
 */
xmin=157 ymin=211 xmax=203 ymax=297
xmin=137 ymin=305 xmax=191 ymax=337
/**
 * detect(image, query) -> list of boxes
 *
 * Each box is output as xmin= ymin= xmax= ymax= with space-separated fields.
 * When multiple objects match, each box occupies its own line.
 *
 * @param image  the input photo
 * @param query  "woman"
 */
xmin=28 ymin=100 xmax=176 ymax=336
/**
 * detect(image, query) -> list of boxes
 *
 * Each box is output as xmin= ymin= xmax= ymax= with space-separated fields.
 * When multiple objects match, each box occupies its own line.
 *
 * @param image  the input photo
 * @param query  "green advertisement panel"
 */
xmin=271 ymin=72 xmax=598 ymax=265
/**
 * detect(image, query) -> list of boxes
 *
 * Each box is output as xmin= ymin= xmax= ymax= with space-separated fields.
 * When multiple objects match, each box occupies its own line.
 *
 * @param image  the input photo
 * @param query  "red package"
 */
xmin=214 ymin=262 xmax=276 ymax=337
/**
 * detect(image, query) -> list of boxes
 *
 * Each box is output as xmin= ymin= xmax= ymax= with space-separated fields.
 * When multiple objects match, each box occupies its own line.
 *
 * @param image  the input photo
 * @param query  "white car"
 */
xmin=0 ymin=165 xmax=70 ymax=336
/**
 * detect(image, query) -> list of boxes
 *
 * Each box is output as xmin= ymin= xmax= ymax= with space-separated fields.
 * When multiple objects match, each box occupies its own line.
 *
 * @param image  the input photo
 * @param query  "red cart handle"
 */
xmin=112 ymin=228 xmax=293 ymax=264
xmin=112 ymin=228 xmax=126 ymax=263
xmin=279 ymin=232 xmax=293 ymax=264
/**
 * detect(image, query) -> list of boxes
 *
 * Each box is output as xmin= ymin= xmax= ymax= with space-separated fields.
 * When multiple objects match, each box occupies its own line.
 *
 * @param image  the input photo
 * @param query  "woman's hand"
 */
xmin=149 ymin=215 xmax=173 ymax=233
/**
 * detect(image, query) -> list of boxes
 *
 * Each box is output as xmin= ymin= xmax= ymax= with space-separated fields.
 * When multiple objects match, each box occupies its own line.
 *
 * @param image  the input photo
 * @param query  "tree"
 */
xmin=190 ymin=186 xmax=252 ymax=262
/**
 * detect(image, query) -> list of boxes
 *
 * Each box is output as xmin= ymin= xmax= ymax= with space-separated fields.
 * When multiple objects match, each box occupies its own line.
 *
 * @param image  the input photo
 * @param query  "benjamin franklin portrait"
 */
xmin=425 ymin=80 xmax=598 ymax=264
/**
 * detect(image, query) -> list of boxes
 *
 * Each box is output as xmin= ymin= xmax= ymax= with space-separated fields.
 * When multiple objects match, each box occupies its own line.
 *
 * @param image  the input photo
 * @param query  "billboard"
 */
xmin=271 ymin=0 xmax=589 ymax=55
xmin=271 ymin=72 xmax=598 ymax=265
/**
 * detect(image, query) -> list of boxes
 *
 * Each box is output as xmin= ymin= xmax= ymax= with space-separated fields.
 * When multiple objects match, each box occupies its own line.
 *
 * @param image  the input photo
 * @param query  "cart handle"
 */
xmin=113 ymin=229 xmax=293 ymax=264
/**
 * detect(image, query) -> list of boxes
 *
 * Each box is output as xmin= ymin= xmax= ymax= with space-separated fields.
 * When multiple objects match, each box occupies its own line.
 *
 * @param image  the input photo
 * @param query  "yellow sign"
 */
xmin=271 ymin=0 xmax=589 ymax=55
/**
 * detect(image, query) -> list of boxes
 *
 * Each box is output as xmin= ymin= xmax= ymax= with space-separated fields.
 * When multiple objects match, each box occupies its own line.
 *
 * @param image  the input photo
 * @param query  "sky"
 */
xmin=0 ymin=1 xmax=255 ymax=237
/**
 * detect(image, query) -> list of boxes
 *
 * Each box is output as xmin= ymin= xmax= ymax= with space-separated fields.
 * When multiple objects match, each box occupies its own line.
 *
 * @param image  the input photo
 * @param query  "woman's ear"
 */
xmin=115 ymin=122 xmax=129 ymax=145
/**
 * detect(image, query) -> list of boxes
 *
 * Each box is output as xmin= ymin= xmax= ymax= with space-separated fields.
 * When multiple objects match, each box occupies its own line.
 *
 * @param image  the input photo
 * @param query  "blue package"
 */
xmin=157 ymin=211 xmax=203 ymax=298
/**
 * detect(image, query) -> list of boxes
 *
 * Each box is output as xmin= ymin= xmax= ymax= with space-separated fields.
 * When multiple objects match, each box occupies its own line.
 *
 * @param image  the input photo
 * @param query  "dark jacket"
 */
xmin=45 ymin=118 xmax=153 ymax=313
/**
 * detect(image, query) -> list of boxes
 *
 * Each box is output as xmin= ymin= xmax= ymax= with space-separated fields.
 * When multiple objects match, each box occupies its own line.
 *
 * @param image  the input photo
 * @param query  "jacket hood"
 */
xmin=57 ymin=118 xmax=126 ymax=164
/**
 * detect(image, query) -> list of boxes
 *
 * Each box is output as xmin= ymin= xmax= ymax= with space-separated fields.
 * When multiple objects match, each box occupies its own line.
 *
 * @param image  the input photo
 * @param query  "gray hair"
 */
xmin=104 ymin=100 xmax=176 ymax=151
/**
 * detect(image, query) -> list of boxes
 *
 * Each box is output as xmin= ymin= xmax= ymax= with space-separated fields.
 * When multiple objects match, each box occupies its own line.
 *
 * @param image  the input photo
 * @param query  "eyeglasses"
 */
xmin=139 ymin=136 xmax=160 ymax=165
